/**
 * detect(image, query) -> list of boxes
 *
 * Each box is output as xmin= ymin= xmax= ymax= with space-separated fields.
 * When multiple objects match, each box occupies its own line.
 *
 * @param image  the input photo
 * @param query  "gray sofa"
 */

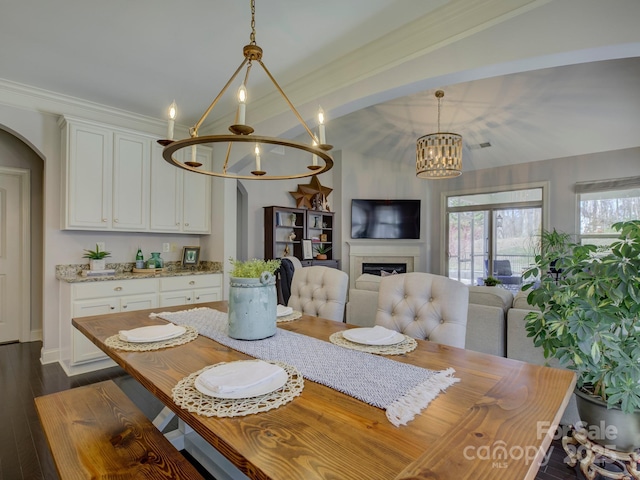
xmin=345 ymin=273 xmax=578 ymax=425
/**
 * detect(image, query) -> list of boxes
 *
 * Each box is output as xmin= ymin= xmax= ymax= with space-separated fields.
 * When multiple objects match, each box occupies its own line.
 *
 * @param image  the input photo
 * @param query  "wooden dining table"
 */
xmin=73 ymin=301 xmax=576 ymax=480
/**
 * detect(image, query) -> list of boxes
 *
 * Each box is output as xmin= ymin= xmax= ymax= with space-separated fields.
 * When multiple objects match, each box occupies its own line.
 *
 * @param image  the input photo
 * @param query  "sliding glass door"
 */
xmin=446 ymin=188 xmax=543 ymax=290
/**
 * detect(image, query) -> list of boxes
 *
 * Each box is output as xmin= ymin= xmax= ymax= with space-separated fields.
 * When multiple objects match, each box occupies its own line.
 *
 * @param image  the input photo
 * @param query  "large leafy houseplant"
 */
xmin=522 ymin=221 xmax=640 ymax=414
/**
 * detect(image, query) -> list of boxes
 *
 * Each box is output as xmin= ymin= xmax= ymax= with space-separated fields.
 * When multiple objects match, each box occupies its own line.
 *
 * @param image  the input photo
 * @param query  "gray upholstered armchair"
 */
xmin=375 ymin=272 xmax=469 ymax=348
xmin=288 ymin=266 xmax=348 ymax=322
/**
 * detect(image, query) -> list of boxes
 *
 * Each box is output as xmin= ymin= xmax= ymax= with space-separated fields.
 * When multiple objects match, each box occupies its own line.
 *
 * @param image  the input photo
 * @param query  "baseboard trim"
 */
xmin=40 ymin=347 xmax=59 ymax=365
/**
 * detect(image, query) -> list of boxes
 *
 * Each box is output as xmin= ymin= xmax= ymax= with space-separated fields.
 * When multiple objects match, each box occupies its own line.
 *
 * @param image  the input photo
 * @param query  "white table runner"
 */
xmin=151 ymin=307 xmax=459 ymax=426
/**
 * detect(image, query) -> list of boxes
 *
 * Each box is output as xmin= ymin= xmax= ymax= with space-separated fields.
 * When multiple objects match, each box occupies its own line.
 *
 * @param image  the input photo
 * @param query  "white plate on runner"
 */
xmin=342 ymin=327 xmax=405 ymax=346
xmin=194 ymin=364 xmax=288 ymax=399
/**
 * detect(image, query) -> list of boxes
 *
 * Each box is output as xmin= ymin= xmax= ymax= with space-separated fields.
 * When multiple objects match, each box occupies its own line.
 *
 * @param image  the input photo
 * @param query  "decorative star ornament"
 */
xmin=289 ymin=175 xmax=332 ymax=210
xmin=289 ymin=186 xmax=313 ymax=209
xmin=306 ymin=175 xmax=333 ymax=199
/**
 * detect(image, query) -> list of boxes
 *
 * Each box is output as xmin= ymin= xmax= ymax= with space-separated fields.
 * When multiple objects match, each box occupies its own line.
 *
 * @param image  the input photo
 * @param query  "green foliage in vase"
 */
xmin=229 ymin=258 xmax=281 ymax=278
xmin=82 ymin=244 xmax=111 ymax=260
xmin=522 ymin=221 xmax=640 ymax=413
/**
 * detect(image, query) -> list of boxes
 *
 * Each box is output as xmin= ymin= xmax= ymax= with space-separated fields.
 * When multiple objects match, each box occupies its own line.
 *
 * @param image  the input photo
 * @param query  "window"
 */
xmin=577 ymin=177 xmax=640 ymax=245
xmin=446 ymin=186 xmax=543 ymax=291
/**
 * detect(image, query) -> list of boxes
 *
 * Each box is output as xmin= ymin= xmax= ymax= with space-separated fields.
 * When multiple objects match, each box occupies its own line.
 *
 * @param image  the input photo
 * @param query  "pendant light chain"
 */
xmin=437 ymin=95 xmax=441 ymax=133
xmin=250 ymin=0 xmax=256 ymax=45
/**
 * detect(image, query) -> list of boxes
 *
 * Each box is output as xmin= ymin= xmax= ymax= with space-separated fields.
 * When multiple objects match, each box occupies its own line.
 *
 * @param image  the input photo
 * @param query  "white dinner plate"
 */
xmin=194 ymin=366 xmax=288 ymax=399
xmin=119 ymin=325 xmax=186 ymax=343
xmin=277 ymin=305 xmax=294 ymax=317
xmin=342 ymin=328 xmax=406 ymax=346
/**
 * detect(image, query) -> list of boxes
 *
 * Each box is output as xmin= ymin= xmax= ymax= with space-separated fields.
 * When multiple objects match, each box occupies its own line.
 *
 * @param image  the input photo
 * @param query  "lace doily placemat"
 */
xmin=276 ymin=310 xmax=302 ymax=323
xmin=328 ymin=331 xmax=417 ymax=355
xmin=172 ymin=361 xmax=303 ymax=418
xmin=104 ymin=325 xmax=199 ymax=352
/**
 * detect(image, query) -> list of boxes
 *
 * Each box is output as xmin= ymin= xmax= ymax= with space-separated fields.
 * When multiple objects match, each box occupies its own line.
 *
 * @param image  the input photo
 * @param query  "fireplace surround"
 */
xmin=347 ymin=242 xmax=421 ymax=289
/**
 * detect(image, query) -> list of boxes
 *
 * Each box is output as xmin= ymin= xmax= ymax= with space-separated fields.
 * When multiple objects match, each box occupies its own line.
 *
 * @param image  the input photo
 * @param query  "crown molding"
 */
xmin=0 ymin=77 xmax=167 ymax=135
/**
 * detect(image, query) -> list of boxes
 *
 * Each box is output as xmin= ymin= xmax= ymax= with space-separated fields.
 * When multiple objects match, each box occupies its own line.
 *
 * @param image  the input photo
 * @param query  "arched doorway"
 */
xmin=0 ymin=128 xmax=44 ymax=343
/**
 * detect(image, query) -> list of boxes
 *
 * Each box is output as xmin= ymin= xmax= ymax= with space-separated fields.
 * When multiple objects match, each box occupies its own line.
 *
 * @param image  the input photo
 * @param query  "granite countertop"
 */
xmin=56 ymin=261 xmax=223 ymax=283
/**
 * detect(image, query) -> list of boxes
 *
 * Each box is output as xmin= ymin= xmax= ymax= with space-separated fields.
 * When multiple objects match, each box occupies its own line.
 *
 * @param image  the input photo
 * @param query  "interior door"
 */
xmin=0 ymin=171 xmax=23 ymax=343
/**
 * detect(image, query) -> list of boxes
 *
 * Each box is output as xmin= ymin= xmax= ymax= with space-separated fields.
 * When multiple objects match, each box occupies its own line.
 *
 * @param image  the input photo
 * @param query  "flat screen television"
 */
xmin=351 ymin=199 xmax=421 ymax=239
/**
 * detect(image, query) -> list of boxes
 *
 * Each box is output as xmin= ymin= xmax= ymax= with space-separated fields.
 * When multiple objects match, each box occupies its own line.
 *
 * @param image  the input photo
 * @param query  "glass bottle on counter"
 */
xmin=135 ymin=247 xmax=144 ymax=269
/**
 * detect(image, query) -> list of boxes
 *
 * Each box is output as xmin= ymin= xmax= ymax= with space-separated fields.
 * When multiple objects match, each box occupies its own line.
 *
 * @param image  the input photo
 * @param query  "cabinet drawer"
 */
xmin=73 ymin=278 xmax=158 ymax=300
xmin=159 ymin=274 xmax=221 ymax=292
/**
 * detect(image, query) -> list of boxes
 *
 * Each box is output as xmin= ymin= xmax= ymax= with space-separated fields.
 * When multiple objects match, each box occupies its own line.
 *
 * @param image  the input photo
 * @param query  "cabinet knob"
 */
xmin=102 ymin=218 xmax=107 ymax=222
xmin=185 ymin=223 xmax=190 ymax=227
xmin=189 ymin=280 xmax=195 ymax=285
xmin=114 ymin=286 xmax=123 ymax=291
xmin=187 ymin=297 xmax=191 ymax=301
xmin=122 ymin=305 xmax=127 ymax=309
xmin=113 ymin=219 xmax=118 ymax=223
xmin=176 ymin=222 xmax=180 ymax=226
xmin=110 ymin=306 xmax=115 ymax=310
xmin=196 ymin=296 xmax=200 ymax=300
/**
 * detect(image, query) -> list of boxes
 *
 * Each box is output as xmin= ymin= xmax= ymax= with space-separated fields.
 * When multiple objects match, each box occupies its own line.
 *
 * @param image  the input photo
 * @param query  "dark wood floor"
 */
xmin=1 ymin=341 xmax=586 ymax=480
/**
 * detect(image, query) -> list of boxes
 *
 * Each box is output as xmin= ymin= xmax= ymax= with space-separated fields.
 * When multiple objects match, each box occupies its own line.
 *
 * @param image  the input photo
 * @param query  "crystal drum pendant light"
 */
xmin=416 ymin=90 xmax=462 ymax=179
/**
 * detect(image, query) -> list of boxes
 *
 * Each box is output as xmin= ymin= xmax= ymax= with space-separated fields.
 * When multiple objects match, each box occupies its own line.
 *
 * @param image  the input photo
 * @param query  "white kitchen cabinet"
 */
xmin=159 ymin=274 xmax=221 ymax=307
xmin=112 ymin=132 xmax=150 ymax=231
xmin=60 ymin=119 xmax=112 ymax=229
xmin=182 ymin=146 xmax=212 ymax=233
xmin=150 ymin=143 xmax=212 ymax=234
xmin=59 ymin=278 xmax=158 ymax=373
xmin=59 ymin=273 xmax=221 ymax=375
xmin=60 ymin=117 xmax=151 ymax=231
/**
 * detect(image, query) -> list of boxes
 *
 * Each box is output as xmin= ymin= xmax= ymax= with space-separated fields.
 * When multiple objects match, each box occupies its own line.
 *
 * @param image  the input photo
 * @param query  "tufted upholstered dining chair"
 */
xmin=287 ymin=266 xmax=348 ymax=322
xmin=375 ymin=272 xmax=469 ymax=348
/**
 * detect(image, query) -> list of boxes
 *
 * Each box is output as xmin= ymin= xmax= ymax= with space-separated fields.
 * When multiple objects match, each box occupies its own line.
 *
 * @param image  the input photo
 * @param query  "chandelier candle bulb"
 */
xmin=317 ymin=106 xmax=326 ymax=144
xmin=312 ymin=138 xmax=318 ymax=167
xmin=191 ymin=145 xmax=197 ymax=164
xmin=237 ymin=84 xmax=247 ymax=125
xmin=167 ymin=100 xmax=177 ymax=140
xmin=255 ymin=144 xmax=261 ymax=171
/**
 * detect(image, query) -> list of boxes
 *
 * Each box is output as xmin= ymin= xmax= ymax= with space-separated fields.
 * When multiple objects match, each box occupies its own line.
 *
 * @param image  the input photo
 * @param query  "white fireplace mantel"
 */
xmin=346 ymin=241 xmax=422 ymax=289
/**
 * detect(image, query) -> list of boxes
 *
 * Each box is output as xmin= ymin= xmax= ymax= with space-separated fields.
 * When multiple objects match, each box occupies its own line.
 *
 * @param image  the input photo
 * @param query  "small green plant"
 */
xmin=82 ymin=244 xmax=111 ymax=260
xmin=313 ymin=244 xmax=332 ymax=255
xmin=482 ymin=276 xmax=502 ymax=287
xmin=229 ymin=258 xmax=281 ymax=278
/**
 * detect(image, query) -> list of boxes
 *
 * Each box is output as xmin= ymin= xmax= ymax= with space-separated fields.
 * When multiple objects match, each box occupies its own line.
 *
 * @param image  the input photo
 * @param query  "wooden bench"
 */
xmin=35 ymin=380 xmax=205 ymax=479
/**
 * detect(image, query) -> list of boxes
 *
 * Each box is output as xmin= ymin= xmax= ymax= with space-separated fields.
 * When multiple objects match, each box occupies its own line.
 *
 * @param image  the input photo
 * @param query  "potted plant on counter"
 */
xmin=82 ymin=244 xmax=111 ymax=271
xmin=228 ymin=258 xmax=281 ymax=341
xmin=522 ymin=220 xmax=640 ymax=451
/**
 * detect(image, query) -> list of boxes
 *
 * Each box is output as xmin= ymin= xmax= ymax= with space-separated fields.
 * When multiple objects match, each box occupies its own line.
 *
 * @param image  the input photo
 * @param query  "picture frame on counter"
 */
xmin=302 ymin=239 xmax=313 ymax=260
xmin=182 ymin=246 xmax=201 ymax=267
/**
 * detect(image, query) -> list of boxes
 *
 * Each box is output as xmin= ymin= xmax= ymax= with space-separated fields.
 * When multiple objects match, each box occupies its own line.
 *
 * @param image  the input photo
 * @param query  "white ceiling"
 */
xmin=1 ymin=0 xmax=639 ymax=173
